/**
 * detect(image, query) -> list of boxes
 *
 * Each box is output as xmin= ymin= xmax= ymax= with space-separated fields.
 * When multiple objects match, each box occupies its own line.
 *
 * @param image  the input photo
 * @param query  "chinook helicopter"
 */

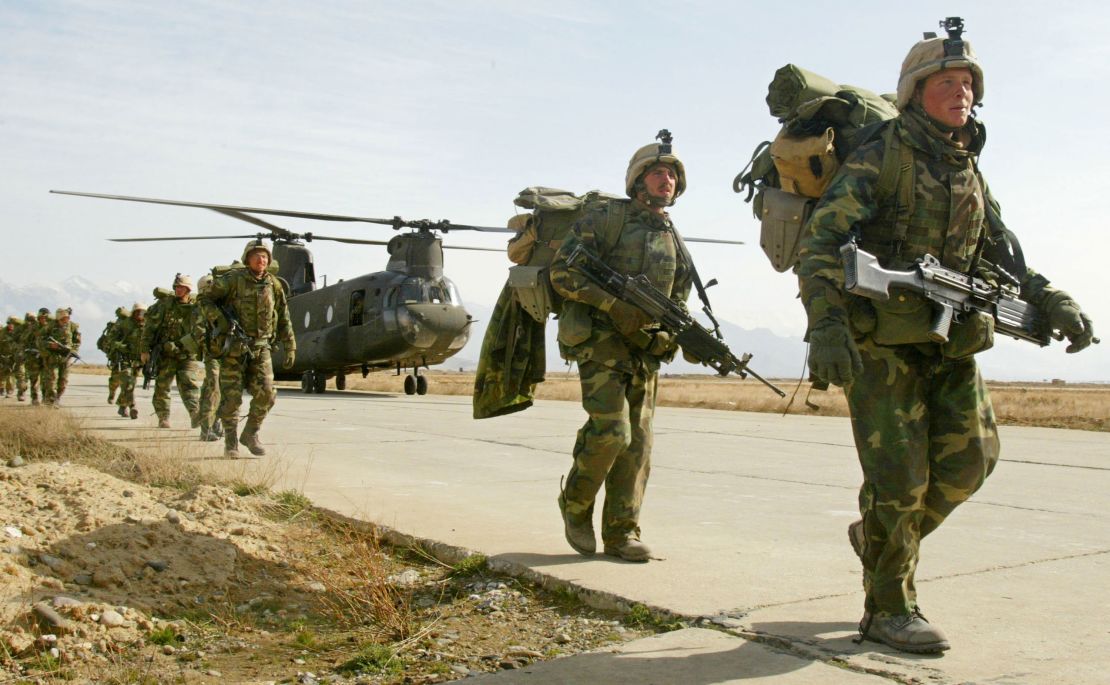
xmin=51 ymin=190 xmax=510 ymax=395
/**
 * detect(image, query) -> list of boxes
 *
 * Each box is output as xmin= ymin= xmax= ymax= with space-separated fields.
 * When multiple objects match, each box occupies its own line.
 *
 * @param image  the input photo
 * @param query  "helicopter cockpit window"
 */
xmin=427 ymin=284 xmax=446 ymax=304
xmin=442 ymin=278 xmax=462 ymax=305
xmin=349 ymin=289 xmax=366 ymax=326
xmin=400 ymin=281 xmax=424 ymax=304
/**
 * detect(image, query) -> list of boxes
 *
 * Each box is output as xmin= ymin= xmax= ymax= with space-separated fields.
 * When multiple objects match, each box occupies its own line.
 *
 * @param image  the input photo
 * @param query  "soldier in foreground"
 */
xmin=40 ymin=307 xmax=80 ymax=406
xmin=796 ymin=21 xmax=1097 ymax=653
xmin=142 ymin=274 xmax=201 ymax=429
xmin=548 ymin=134 xmax=692 ymax=562
xmin=98 ymin=307 xmax=129 ymax=404
xmin=200 ymin=240 xmax=295 ymax=458
xmin=111 ymin=303 xmax=146 ymax=419
xmin=24 ymin=309 xmax=51 ymax=405
xmin=192 ymin=274 xmax=224 ymax=442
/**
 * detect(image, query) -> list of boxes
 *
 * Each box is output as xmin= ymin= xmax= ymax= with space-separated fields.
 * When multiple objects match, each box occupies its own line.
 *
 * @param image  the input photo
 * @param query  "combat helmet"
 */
xmin=131 ymin=302 xmax=147 ymax=316
xmin=625 ymin=129 xmax=686 ymax=204
xmin=196 ymin=274 xmax=214 ymax=293
xmin=55 ymin=307 xmax=70 ymax=320
xmin=241 ymin=238 xmax=273 ymax=264
xmin=37 ymin=307 xmax=52 ymax=320
xmin=173 ymin=273 xmax=195 ymax=292
xmin=896 ymin=17 xmax=984 ymax=110
xmin=115 ymin=306 xmax=129 ymax=318
xmin=6 ymin=315 xmax=19 ymax=326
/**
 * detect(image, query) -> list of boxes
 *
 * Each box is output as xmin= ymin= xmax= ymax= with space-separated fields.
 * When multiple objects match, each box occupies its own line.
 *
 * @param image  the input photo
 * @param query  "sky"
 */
xmin=2 ymin=1 xmax=1107 ymax=379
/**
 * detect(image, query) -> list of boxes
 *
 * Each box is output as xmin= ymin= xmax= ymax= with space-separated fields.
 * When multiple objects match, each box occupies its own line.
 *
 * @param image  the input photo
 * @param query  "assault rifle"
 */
xmin=47 ymin=337 xmax=83 ymax=365
xmin=142 ymin=331 xmax=164 ymax=390
xmin=842 ymin=240 xmax=1058 ymax=346
xmin=565 ymin=243 xmax=786 ymax=397
xmin=214 ymin=302 xmax=255 ymax=364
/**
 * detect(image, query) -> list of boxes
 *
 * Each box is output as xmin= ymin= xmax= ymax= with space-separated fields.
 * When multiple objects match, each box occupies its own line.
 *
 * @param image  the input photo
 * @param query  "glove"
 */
xmin=282 ymin=346 xmax=296 ymax=370
xmin=1044 ymin=293 xmax=1096 ymax=354
xmin=140 ymin=352 xmax=151 ymax=365
xmin=162 ymin=341 xmax=178 ymax=355
xmin=647 ymin=330 xmax=678 ymax=356
xmin=606 ymin=300 xmax=651 ymax=337
xmin=808 ymin=320 xmax=862 ymax=387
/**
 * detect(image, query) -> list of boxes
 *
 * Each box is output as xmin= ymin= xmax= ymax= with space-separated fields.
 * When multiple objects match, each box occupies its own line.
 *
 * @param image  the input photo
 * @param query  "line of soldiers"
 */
xmin=97 ymin=241 xmax=294 ymax=458
xmin=0 ymin=307 xmax=81 ymax=406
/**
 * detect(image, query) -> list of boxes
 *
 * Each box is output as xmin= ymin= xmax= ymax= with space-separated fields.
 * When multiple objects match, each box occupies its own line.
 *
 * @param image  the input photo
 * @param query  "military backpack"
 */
xmin=734 ymin=64 xmax=914 ymax=273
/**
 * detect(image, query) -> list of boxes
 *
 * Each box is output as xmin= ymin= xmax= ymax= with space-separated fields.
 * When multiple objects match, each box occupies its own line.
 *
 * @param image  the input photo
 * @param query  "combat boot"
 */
xmin=239 ymin=421 xmax=266 ymax=456
xmin=558 ymin=481 xmax=595 ymax=555
xmin=224 ymin=429 xmax=239 ymax=458
xmin=117 ymin=405 xmax=127 ymax=417
xmin=158 ymin=417 xmax=171 ymax=429
xmin=17 ymin=392 xmax=25 ymax=402
xmin=859 ymin=610 xmax=950 ymax=654
xmin=199 ymin=424 xmax=219 ymax=442
xmin=107 ymin=392 xmax=115 ymax=404
xmin=603 ymin=534 xmax=651 ymax=563
xmin=129 ymin=406 xmax=138 ymax=420
xmin=31 ymin=397 xmax=40 ymax=406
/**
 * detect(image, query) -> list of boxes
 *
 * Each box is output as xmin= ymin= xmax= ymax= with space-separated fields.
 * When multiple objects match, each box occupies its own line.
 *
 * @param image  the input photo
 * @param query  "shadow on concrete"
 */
xmin=495 ymin=551 xmax=615 ymax=567
xmin=749 ymin=620 xmax=948 ymax=662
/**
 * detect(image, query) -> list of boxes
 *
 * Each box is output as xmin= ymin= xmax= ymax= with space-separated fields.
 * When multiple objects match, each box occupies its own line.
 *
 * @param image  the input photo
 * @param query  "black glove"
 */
xmin=808 ymin=320 xmax=862 ymax=387
xmin=606 ymin=300 xmax=651 ymax=337
xmin=1044 ymin=293 xmax=1096 ymax=354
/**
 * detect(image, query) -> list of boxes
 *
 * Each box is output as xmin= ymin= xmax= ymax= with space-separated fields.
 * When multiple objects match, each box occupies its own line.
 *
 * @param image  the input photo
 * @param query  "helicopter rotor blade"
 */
xmin=307 ymin=235 xmax=392 ymax=246
xmin=683 ymin=237 xmax=745 ymax=245
xmin=209 ymin=207 xmax=296 ymax=238
xmin=109 ymin=235 xmax=261 ymax=242
xmin=441 ymin=244 xmax=504 ymax=252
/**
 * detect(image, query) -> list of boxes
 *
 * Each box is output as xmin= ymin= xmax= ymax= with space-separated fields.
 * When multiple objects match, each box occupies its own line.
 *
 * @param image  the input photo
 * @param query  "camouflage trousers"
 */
xmin=116 ymin=364 xmax=140 ymax=409
xmin=218 ymin=347 xmax=275 ymax=433
xmin=198 ymin=357 xmax=222 ymax=432
xmin=152 ymin=356 xmax=201 ymax=421
xmin=561 ymin=360 xmax=657 ymax=545
xmin=25 ymin=359 xmax=42 ymax=401
xmin=847 ymin=339 xmax=999 ymax=615
xmin=10 ymin=362 xmax=26 ymax=396
xmin=39 ymin=356 xmax=69 ymax=404
xmin=1 ymin=361 xmax=21 ymax=395
xmin=108 ymin=362 xmax=123 ymax=399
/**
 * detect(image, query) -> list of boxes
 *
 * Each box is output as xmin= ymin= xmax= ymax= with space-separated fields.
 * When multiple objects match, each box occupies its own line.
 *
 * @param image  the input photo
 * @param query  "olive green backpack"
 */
xmin=734 ymin=65 xmax=914 ymax=272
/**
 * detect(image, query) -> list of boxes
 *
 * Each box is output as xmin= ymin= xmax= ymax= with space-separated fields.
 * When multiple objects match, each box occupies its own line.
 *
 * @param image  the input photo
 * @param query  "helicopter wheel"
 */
xmin=403 ymin=375 xmax=416 ymax=395
xmin=416 ymin=375 xmax=428 ymax=396
xmin=301 ymin=372 xmax=314 ymax=394
xmin=313 ymin=371 xmax=327 ymax=394
xmin=335 ymin=373 xmax=346 ymax=391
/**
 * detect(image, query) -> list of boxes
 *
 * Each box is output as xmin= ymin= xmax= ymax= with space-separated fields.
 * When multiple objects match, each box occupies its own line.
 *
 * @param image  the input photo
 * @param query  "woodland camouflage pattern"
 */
xmin=111 ymin=314 xmax=145 ymax=411
xmin=549 ymin=199 xmax=691 ymax=546
xmin=21 ymin=316 xmax=43 ymax=403
xmin=38 ymin=316 xmax=80 ymax=405
xmin=797 ymin=104 xmax=1059 ymax=616
xmin=142 ymin=296 xmax=201 ymax=422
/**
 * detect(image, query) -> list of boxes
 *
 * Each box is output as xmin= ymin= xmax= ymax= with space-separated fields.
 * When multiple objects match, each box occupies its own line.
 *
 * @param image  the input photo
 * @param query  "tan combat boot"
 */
xmin=603 ymin=535 xmax=651 ymax=563
xmin=129 ymin=406 xmax=139 ymax=420
xmin=558 ymin=482 xmax=595 ymax=556
xmin=859 ymin=610 xmax=950 ymax=654
xmin=239 ymin=421 xmax=266 ymax=456
xmin=224 ymin=427 xmax=239 ymax=458
xmin=158 ymin=417 xmax=171 ymax=429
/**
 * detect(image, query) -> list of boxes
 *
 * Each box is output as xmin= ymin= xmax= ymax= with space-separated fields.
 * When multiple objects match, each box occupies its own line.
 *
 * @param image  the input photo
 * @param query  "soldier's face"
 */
xmin=920 ymin=67 xmax=974 ymax=128
xmin=642 ymin=164 xmax=677 ymax=204
xmin=174 ymin=285 xmax=191 ymax=300
xmin=247 ymin=251 xmax=270 ymax=274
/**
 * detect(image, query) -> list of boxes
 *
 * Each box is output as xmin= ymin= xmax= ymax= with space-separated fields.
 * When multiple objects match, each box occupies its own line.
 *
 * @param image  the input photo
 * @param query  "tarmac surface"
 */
xmin=63 ymin=374 xmax=1110 ymax=684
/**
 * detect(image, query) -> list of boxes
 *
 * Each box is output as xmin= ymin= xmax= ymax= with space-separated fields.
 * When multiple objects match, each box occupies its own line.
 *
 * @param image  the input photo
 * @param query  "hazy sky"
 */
xmin=2 ymin=1 xmax=1106 ymax=378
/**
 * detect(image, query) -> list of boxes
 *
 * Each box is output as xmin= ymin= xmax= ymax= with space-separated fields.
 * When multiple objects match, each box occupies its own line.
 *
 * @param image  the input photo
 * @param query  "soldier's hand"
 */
xmin=140 ymin=352 xmax=150 ymax=365
xmin=282 ymin=347 xmax=296 ymax=370
xmin=606 ymin=300 xmax=651 ymax=337
xmin=808 ymin=320 xmax=862 ymax=387
xmin=647 ymin=330 xmax=677 ymax=356
xmin=1045 ymin=293 xmax=1097 ymax=353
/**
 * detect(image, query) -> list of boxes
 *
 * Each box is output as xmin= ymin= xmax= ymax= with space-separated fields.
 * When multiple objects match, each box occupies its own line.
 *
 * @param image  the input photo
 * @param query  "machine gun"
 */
xmin=840 ymin=240 xmax=1099 ymax=347
xmin=47 ymin=337 xmax=83 ymax=365
xmin=214 ymin=302 xmax=255 ymax=364
xmin=565 ymin=243 xmax=785 ymax=397
xmin=142 ymin=327 xmax=166 ymax=390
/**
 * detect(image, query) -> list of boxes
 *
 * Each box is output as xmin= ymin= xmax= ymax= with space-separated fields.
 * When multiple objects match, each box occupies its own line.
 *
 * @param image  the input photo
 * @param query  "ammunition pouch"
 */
xmin=870 ymin=289 xmax=934 ymax=346
xmin=846 ymin=296 xmax=877 ymax=339
xmin=508 ymin=265 xmax=554 ymax=324
xmin=557 ymin=300 xmax=593 ymax=350
xmin=942 ymin=311 xmax=995 ymax=360
xmin=759 ymin=187 xmax=814 ymax=273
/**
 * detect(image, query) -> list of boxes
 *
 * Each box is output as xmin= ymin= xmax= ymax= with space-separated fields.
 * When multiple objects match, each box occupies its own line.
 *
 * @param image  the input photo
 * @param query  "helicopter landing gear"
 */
xmin=404 ymin=375 xmax=416 ymax=395
xmin=402 ymin=372 xmax=427 ymax=395
xmin=335 ymin=373 xmax=346 ymax=391
xmin=302 ymin=370 xmax=328 ymax=394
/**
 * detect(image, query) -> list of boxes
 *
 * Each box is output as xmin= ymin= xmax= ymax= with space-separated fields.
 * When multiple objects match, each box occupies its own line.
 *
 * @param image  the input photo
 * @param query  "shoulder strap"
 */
xmin=578 ymin=199 xmax=628 ymax=255
xmin=669 ymin=227 xmax=723 ymax=337
xmin=874 ymin=123 xmax=915 ymax=255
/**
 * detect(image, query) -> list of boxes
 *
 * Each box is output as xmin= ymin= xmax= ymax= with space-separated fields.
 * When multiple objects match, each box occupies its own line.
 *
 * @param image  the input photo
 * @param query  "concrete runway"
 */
xmin=63 ymin=374 xmax=1110 ymax=684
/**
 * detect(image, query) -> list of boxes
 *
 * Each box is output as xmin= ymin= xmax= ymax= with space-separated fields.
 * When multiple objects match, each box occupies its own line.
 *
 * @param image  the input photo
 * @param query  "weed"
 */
xmin=625 ymin=604 xmax=683 ymax=632
xmin=147 ymin=625 xmax=178 ymax=646
xmin=294 ymin=628 xmax=319 ymax=650
xmin=336 ymin=642 xmax=404 ymax=675
xmin=232 ymin=481 xmax=268 ymax=497
xmin=449 ymin=553 xmax=488 ymax=578
xmin=265 ymin=489 xmax=313 ymax=521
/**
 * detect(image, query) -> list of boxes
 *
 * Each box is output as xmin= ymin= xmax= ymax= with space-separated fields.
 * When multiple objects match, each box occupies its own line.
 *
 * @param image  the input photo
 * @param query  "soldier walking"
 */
xmin=98 ymin=307 xmax=128 ymax=404
xmin=200 ymin=240 xmax=295 ymax=458
xmin=24 ymin=309 xmax=50 ymax=405
xmin=192 ymin=274 xmax=224 ymax=441
xmin=797 ymin=20 xmax=1097 ymax=653
xmin=548 ymin=133 xmax=692 ymax=562
xmin=141 ymin=274 xmax=202 ymax=428
xmin=40 ymin=307 xmax=80 ymax=406
xmin=0 ymin=316 xmax=23 ymax=399
xmin=111 ymin=303 xmax=146 ymax=419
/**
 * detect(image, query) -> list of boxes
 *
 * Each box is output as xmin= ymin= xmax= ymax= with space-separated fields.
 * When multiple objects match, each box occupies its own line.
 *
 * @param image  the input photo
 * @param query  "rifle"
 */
xmin=47 ymin=337 xmax=83 ymax=365
xmin=214 ymin=302 xmax=255 ymax=364
xmin=565 ymin=243 xmax=786 ymax=397
xmin=143 ymin=327 xmax=165 ymax=390
xmin=840 ymin=240 xmax=1098 ymax=347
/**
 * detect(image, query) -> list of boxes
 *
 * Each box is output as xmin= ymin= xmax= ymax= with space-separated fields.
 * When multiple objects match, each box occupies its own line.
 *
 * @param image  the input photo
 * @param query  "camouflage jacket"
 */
xmin=200 ymin=268 xmax=294 ymax=353
xmin=142 ymin=296 xmax=197 ymax=360
xmin=111 ymin=317 xmax=145 ymax=365
xmin=797 ymin=105 xmax=1055 ymax=345
xmin=41 ymin=320 xmax=80 ymax=360
xmin=189 ymin=299 xmax=230 ymax=360
xmin=550 ymin=199 xmax=692 ymax=373
xmin=22 ymin=320 xmax=48 ymax=364
xmin=0 ymin=324 xmax=20 ymax=363
xmin=97 ymin=317 xmax=126 ymax=358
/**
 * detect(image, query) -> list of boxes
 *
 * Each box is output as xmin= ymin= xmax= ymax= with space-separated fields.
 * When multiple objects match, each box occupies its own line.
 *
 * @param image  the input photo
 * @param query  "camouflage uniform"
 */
xmin=98 ymin=309 xmax=128 ymax=403
xmin=111 ymin=306 xmax=146 ymax=418
xmin=200 ymin=242 xmax=295 ymax=456
xmin=0 ymin=317 xmax=23 ymax=398
xmin=142 ymin=290 xmax=201 ymax=426
xmin=191 ymin=275 xmax=224 ymax=440
xmin=39 ymin=309 xmax=80 ymax=405
xmin=549 ymin=198 xmax=691 ymax=556
xmin=24 ymin=311 xmax=50 ymax=405
xmin=797 ymin=44 xmax=1094 ymax=637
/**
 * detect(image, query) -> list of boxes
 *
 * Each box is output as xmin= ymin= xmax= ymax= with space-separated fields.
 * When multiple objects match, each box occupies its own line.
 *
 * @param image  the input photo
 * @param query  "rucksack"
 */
xmin=96 ymin=322 xmax=115 ymax=354
xmin=734 ymin=64 xmax=913 ymax=273
xmin=505 ymin=187 xmax=627 ymax=322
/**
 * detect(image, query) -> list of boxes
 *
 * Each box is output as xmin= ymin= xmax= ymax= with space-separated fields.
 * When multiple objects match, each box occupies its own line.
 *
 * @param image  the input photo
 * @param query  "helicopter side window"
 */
xmin=349 ymin=289 xmax=366 ymax=326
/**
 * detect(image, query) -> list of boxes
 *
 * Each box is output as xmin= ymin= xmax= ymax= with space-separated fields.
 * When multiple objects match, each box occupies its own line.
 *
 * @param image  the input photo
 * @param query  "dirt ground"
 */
xmin=0 ymin=405 xmax=659 ymax=684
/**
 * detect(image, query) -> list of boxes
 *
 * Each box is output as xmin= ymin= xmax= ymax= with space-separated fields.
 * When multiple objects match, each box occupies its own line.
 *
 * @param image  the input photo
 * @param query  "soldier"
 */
xmin=23 ymin=309 xmax=51 ymax=405
xmin=0 ymin=316 xmax=21 ymax=398
xmin=200 ymin=240 xmax=296 ymax=457
xmin=98 ymin=307 xmax=129 ymax=403
xmin=547 ymin=134 xmax=692 ymax=562
xmin=141 ymin=274 xmax=202 ymax=429
xmin=797 ymin=21 xmax=1097 ymax=653
xmin=191 ymin=274 xmax=224 ymax=442
xmin=111 ymin=303 xmax=146 ymax=419
xmin=40 ymin=307 xmax=80 ymax=406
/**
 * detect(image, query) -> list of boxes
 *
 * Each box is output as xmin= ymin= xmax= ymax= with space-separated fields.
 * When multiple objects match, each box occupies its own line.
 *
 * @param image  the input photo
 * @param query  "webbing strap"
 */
xmin=875 ymin=125 xmax=915 ymax=254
